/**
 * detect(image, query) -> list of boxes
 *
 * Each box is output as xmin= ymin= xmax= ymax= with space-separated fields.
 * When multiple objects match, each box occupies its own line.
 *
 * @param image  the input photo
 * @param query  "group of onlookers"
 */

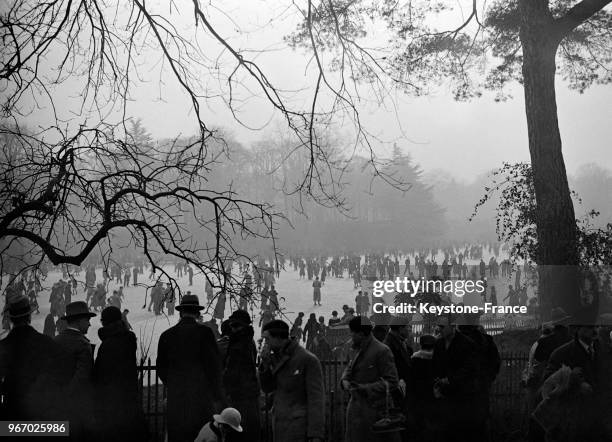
xmin=524 ymin=307 xmax=607 ymax=442
xmin=3 ymin=287 xmax=609 ymax=442
xmin=1 ymin=296 xmax=147 ymax=441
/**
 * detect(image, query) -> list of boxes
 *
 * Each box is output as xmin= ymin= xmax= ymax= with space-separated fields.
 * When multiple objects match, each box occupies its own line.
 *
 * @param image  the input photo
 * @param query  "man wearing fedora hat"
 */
xmin=527 ymin=308 xmax=573 ymax=442
xmin=458 ymin=313 xmax=501 ymax=442
xmin=431 ymin=313 xmax=481 ymax=441
xmin=0 ymin=296 xmax=69 ymax=421
xmin=538 ymin=323 xmax=604 ymax=441
xmin=533 ymin=307 xmax=572 ymax=374
xmin=54 ymin=300 xmax=97 ymax=440
xmin=543 ymin=323 xmax=600 ymax=391
xmin=157 ymin=294 xmax=226 ymax=442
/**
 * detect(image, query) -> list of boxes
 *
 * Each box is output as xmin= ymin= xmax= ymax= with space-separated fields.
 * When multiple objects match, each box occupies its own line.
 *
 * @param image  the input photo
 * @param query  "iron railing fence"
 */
xmin=137 ymin=351 xmax=529 ymax=441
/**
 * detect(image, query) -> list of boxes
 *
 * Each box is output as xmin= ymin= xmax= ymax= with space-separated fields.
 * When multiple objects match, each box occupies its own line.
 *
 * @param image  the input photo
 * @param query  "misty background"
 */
xmin=15 ymin=0 xmax=611 ymax=256
xmin=103 ymin=119 xmax=612 ymax=257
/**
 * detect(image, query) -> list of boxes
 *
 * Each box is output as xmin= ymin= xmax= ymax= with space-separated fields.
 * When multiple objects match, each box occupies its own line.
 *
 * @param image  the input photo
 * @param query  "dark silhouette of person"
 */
xmin=94 ymin=306 xmax=147 ymax=441
xmin=222 ymin=310 xmax=260 ymax=442
xmin=0 ymin=296 xmax=69 ymax=422
xmin=157 ymin=294 xmax=225 ymax=442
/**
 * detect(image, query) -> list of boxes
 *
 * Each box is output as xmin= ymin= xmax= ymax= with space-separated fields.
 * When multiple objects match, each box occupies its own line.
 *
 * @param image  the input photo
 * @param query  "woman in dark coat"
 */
xmin=223 ymin=310 xmax=260 ymax=442
xmin=303 ymin=313 xmax=320 ymax=352
xmin=43 ymin=313 xmax=56 ymax=337
xmin=93 ymin=307 xmax=147 ymax=442
xmin=213 ymin=291 xmax=226 ymax=320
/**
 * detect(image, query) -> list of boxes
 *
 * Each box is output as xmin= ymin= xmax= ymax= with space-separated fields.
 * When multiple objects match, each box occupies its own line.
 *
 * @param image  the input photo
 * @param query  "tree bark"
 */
xmin=518 ymin=0 xmax=580 ymax=321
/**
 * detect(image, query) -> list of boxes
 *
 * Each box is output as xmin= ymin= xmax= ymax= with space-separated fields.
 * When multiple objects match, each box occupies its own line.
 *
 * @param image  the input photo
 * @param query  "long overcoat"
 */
xmin=223 ymin=325 xmax=260 ymax=442
xmin=341 ymin=335 xmax=400 ymax=442
xmin=0 ymin=325 xmax=69 ymax=420
xmin=431 ymin=331 xmax=480 ymax=440
xmin=93 ymin=321 xmax=147 ymax=441
xmin=157 ymin=317 xmax=225 ymax=442
xmin=54 ymin=327 xmax=96 ymax=440
xmin=538 ymin=338 xmax=604 ymax=441
xmin=259 ymin=338 xmax=325 ymax=442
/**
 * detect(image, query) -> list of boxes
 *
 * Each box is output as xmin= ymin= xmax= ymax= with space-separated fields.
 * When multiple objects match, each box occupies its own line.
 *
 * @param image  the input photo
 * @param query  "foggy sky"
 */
xmin=18 ymin=0 xmax=612 ymax=182
xmin=105 ymin=0 xmax=612 ymax=181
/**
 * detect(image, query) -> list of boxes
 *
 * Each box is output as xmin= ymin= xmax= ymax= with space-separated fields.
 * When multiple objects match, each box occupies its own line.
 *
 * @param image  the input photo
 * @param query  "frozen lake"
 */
xmin=2 ymin=254 xmax=525 ymax=361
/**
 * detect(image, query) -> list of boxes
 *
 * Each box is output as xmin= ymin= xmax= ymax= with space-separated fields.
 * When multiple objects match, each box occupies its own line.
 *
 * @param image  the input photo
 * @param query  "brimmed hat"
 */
xmin=213 ymin=408 xmax=243 ymax=432
xmin=62 ymin=301 xmax=96 ymax=320
xmin=175 ymin=294 xmax=204 ymax=312
xmin=7 ymin=296 xmax=33 ymax=319
xmin=544 ymin=307 xmax=571 ymax=327
xmin=101 ymin=306 xmax=122 ymax=324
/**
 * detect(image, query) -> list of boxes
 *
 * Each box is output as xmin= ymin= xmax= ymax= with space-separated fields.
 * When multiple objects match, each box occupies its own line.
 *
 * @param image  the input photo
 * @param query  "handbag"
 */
xmin=371 ymin=378 xmax=407 ymax=433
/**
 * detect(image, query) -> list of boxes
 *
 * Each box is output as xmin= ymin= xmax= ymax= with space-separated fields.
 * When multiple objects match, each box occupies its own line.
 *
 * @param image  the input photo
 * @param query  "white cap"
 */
xmin=213 ymin=408 xmax=243 ymax=432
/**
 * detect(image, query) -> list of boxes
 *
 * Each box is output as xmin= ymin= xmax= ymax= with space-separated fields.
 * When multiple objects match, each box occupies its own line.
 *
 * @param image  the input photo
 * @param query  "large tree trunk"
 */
xmin=519 ymin=0 xmax=580 ymax=321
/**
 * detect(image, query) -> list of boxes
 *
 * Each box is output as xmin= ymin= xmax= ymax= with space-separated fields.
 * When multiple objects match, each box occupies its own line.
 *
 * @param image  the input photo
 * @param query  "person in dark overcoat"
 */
xmin=431 ymin=315 xmax=480 ymax=442
xmin=0 ymin=296 xmax=69 ymax=422
xmin=223 ymin=310 xmax=260 ymax=442
xmin=411 ymin=334 xmax=436 ymax=442
xmin=312 ymin=276 xmax=322 ymax=306
xmin=54 ymin=301 xmax=97 ymax=441
xmin=341 ymin=316 xmax=401 ymax=442
xmin=458 ymin=315 xmax=501 ymax=442
xmin=383 ymin=319 xmax=413 ymax=442
xmin=259 ymin=320 xmax=325 ymax=442
xmin=268 ymin=285 xmax=279 ymax=311
xmin=303 ymin=313 xmax=320 ymax=351
xmin=157 ymin=294 xmax=225 ymax=442
xmin=543 ymin=325 xmax=599 ymax=386
xmin=533 ymin=308 xmax=572 ymax=369
xmin=187 ymin=265 xmax=194 ymax=286
xmin=93 ymin=306 xmax=147 ymax=442
xmin=528 ymin=308 xmax=572 ymax=441
xmin=384 ymin=320 xmax=413 ymax=386
xmin=213 ymin=291 xmax=227 ymax=320
xmin=164 ymin=283 xmax=175 ymax=316
xmin=539 ymin=324 xmax=602 ymax=442
xmin=43 ymin=312 xmax=56 ymax=337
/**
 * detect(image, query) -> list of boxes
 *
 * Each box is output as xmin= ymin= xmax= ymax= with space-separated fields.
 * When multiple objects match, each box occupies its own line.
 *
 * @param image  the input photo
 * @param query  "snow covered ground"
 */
xmin=2 ymin=253 xmax=524 ymax=361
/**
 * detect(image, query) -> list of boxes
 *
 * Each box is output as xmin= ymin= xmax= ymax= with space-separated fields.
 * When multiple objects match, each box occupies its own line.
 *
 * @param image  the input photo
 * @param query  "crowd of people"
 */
xmin=7 ymin=287 xmax=604 ymax=442
xmin=2 ymin=243 xmax=535 ymax=339
xmin=523 ymin=308 xmax=606 ymax=442
xmin=1 ymin=297 xmax=147 ymax=441
xmin=1 ymin=243 xmax=608 ymax=442
xmin=2 ymin=267 xmax=135 ymax=341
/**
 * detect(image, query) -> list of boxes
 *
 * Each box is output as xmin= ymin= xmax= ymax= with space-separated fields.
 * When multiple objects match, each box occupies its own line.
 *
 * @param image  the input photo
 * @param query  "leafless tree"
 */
xmin=0 ymin=0 xmax=407 ymax=299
